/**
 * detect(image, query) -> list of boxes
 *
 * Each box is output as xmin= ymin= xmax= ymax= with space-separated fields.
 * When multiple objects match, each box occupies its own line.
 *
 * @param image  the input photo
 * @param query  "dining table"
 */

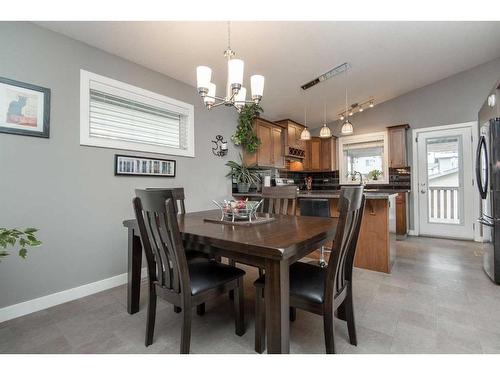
xmin=123 ymin=209 xmax=337 ymax=354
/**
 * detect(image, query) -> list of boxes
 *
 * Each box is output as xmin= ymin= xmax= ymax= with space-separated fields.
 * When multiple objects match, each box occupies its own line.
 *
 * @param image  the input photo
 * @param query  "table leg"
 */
xmin=127 ymin=229 xmax=142 ymax=314
xmin=265 ymin=259 xmax=290 ymax=354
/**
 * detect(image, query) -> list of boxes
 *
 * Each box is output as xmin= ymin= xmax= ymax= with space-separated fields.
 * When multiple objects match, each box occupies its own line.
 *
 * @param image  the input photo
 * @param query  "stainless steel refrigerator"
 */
xmin=477 ymin=79 xmax=500 ymax=284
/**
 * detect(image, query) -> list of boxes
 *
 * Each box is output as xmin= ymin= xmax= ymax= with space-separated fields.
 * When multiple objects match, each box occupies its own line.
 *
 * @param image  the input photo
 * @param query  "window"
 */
xmin=338 ymin=132 xmax=389 ymax=184
xmin=80 ymin=70 xmax=195 ymax=157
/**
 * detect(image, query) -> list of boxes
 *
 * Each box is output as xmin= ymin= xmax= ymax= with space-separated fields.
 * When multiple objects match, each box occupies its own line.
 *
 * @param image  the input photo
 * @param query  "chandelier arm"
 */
xmin=209 ymin=101 xmax=227 ymax=109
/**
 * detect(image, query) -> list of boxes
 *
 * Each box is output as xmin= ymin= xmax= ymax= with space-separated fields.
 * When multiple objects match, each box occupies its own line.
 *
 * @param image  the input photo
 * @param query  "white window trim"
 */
xmin=80 ymin=69 xmax=195 ymax=157
xmin=338 ymin=131 xmax=389 ymax=185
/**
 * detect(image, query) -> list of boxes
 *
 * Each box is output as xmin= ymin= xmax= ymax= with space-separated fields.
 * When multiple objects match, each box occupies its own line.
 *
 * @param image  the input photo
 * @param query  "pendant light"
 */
xmin=300 ymin=105 xmax=311 ymax=140
xmin=319 ymin=102 xmax=332 ymax=138
xmin=341 ymin=69 xmax=353 ymax=135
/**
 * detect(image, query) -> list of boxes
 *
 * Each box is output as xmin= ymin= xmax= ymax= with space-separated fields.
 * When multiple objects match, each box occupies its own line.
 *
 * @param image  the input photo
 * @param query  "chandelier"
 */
xmin=196 ymin=22 xmax=265 ymax=112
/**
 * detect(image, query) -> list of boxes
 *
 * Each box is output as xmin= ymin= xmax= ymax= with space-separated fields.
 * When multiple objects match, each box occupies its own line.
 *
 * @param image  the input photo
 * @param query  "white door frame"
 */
xmin=411 ymin=121 xmax=481 ymax=241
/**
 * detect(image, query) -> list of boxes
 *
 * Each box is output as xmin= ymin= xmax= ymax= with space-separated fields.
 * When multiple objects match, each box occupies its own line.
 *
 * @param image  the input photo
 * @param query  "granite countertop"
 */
xmin=233 ymin=190 xmax=402 ymax=200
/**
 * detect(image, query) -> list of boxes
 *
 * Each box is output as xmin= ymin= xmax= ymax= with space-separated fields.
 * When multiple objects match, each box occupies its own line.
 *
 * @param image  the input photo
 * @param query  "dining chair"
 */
xmin=133 ymin=189 xmax=246 ymax=354
xmin=146 ymin=187 xmax=210 ymax=264
xmin=254 ymin=186 xmax=365 ymax=354
xmin=260 ymin=185 xmax=299 ymax=215
xmin=229 ymin=185 xmax=299 ymax=282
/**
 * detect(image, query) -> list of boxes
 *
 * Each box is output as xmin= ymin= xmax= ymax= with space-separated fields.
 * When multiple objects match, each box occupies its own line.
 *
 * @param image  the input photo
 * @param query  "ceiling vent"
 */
xmin=301 ymin=62 xmax=350 ymax=90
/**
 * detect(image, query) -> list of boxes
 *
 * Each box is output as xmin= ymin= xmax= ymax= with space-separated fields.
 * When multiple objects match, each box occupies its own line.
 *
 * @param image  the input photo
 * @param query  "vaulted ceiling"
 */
xmin=37 ymin=21 xmax=500 ymax=128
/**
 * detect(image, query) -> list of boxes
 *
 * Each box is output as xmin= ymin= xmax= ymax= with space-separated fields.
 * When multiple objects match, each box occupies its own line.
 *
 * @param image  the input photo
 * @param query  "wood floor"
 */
xmin=1 ymin=236 xmax=499 ymax=354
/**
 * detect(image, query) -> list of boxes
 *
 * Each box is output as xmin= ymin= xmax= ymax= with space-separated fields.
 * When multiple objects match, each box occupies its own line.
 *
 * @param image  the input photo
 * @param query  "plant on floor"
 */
xmin=231 ymin=103 xmax=263 ymax=153
xmin=0 ymin=227 xmax=42 ymax=262
xmin=225 ymin=154 xmax=261 ymax=193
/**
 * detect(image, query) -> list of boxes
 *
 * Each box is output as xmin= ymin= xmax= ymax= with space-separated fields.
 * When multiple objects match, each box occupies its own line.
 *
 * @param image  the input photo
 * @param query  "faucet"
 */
xmin=352 ymin=171 xmax=364 ymax=186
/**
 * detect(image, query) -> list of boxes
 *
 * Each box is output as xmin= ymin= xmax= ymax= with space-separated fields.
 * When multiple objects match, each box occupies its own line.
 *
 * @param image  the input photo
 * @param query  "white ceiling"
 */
xmin=37 ymin=21 xmax=500 ymax=128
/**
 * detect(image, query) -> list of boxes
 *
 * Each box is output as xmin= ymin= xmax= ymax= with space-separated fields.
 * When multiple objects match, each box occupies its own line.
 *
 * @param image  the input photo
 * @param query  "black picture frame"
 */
xmin=114 ymin=154 xmax=176 ymax=178
xmin=0 ymin=77 xmax=51 ymax=138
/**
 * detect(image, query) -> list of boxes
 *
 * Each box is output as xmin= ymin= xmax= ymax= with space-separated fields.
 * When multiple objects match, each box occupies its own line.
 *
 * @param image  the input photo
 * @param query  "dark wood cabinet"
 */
xmin=395 ymin=192 xmax=408 ymax=235
xmin=387 ymin=124 xmax=409 ymax=168
xmin=303 ymin=136 xmax=337 ymax=171
xmin=243 ymin=118 xmax=285 ymax=169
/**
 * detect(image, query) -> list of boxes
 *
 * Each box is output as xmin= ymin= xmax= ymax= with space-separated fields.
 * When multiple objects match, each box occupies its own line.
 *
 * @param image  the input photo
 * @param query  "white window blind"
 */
xmin=80 ymin=70 xmax=195 ymax=157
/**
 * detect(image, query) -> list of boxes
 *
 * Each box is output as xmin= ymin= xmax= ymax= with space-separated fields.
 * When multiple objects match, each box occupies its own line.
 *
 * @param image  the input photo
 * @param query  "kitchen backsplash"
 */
xmin=231 ymin=167 xmax=411 ymax=193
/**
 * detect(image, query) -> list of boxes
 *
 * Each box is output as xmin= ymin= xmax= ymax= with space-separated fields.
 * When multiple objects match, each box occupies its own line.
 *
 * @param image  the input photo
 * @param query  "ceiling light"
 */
xmin=340 ymin=115 xmax=344 ymax=121
xmin=319 ymin=102 xmax=331 ymax=138
xmin=341 ymin=119 xmax=354 ymax=135
xmin=359 ymin=107 xmax=364 ymax=112
xmin=196 ymin=22 xmax=264 ymax=112
xmin=300 ymin=106 xmax=311 ymax=140
xmin=369 ymin=101 xmax=374 ymax=108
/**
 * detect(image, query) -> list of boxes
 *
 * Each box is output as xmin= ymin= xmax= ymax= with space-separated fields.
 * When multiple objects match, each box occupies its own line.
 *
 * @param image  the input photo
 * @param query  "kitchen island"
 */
xmin=233 ymin=190 xmax=398 ymax=273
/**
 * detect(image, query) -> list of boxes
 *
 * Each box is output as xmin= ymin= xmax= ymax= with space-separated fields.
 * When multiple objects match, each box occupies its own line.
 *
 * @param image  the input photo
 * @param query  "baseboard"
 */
xmin=0 ymin=267 xmax=147 ymax=323
xmin=408 ymin=230 xmax=418 ymax=236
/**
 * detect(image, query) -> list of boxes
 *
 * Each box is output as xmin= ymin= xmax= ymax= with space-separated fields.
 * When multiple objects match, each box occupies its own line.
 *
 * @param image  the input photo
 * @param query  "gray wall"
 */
xmin=311 ymin=56 xmax=500 ymax=230
xmin=0 ymin=22 xmax=238 ymax=309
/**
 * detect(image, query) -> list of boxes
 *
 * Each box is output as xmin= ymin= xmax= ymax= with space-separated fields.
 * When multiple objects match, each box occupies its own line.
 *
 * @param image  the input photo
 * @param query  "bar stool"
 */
xmin=299 ymin=198 xmax=330 ymax=267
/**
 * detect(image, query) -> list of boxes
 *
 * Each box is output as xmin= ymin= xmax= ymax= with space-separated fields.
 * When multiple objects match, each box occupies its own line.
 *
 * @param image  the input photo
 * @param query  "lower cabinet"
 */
xmin=396 ymin=192 xmax=408 ymax=235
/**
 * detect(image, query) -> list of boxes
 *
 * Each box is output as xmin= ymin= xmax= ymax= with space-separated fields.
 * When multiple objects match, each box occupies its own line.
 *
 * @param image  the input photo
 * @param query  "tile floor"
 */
xmin=1 ymin=236 xmax=500 ymax=354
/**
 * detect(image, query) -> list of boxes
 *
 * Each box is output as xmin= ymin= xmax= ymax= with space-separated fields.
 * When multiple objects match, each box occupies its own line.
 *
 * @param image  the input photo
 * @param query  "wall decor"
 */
xmin=211 ymin=135 xmax=228 ymax=157
xmin=0 ymin=77 xmax=50 ymax=138
xmin=115 ymin=154 xmax=176 ymax=177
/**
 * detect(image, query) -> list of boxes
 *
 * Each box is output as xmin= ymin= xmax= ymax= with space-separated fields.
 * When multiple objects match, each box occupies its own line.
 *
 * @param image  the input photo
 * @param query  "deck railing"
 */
xmin=428 ymin=186 xmax=460 ymax=224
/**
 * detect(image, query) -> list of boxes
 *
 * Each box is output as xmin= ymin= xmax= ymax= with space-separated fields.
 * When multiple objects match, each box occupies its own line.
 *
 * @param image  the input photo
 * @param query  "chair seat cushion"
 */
xmin=185 ymin=250 xmax=210 ymax=264
xmin=189 ymin=261 xmax=245 ymax=296
xmin=254 ymin=262 xmax=326 ymax=304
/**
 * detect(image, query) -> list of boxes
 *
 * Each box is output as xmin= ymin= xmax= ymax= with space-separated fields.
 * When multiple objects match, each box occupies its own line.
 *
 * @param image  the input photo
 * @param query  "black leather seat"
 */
xmin=254 ymin=262 xmax=326 ymax=304
xmin=190 ymin=261 xmax=246 ymax=296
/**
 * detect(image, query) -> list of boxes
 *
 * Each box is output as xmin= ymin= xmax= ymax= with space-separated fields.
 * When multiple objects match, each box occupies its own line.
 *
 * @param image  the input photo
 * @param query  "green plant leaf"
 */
xmin=19 ymin=248 xmax=28 ymax=259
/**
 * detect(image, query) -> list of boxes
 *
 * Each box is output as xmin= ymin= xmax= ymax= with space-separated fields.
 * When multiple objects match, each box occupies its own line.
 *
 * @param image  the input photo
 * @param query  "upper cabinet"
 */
xmin=275 ymin=119 xmax=306 ymax=158
xmin=387 ymin=124 xmax=410 ymax=168
xmin=243 ymin=118 xmax=285 ymax=169
xmin=303 ymin=136 xmax=337 ymax=172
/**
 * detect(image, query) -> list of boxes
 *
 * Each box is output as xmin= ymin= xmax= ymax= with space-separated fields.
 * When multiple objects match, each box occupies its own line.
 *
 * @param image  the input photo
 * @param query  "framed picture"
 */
xmin=115 ymin=154 xmax=176 ymax=177
xmin=0 ymin=77 xmax=51 ymax=138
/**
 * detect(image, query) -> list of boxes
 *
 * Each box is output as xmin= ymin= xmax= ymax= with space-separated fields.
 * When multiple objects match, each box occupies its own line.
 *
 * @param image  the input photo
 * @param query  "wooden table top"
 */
xmin=123 ymin=209 xmax=337 ymax=261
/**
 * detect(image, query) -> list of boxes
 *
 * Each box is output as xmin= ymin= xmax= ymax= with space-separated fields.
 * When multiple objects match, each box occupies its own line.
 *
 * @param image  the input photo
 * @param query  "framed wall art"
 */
xmin=0 ymin=77 xmax=51 ymax=138
xmin=114 ymin=154 xmax=176 ymax=177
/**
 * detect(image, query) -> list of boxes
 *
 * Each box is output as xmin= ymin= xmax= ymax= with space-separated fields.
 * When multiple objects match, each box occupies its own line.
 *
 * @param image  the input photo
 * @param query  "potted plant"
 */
xmin=231 ymin=103 xmax=263 ymax=153
xmin=368 ymin=169 xmax=383 ymax=181
xmin=225 ymin=154 xmax=261 ymax=193
xmin=0 ymin=227 xmax=41 ymax=262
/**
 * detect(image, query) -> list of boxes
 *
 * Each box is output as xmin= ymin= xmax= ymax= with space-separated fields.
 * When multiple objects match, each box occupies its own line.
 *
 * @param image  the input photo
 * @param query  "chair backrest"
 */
xmin=324 ymin=186 xmax=365 ymax=303
xmin=145 ymin=187 xmax=186 ymax=214
xmin=261 ymin=186 xmax=299 ymax=215
xmin=133 ymin=189 xmax=190 ymax=294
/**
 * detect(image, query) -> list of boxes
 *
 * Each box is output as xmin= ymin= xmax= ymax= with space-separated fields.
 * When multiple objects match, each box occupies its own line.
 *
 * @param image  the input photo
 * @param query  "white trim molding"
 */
xmin=338 ymin=131 xmax=389 ymax=185
xmin=0 ymin=268 xmax=147 ymax=323
xmin=80 ymin=69 xmax=195 ymax=157
xmin=411 ymin=121 xmax=479 ymax=240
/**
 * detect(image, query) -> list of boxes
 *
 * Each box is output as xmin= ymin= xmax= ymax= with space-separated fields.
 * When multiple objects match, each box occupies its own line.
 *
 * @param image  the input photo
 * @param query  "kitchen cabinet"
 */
xmin=387 ymin=124 xmax=409 ymax=168
xmin=303 ymin=136 xmax=337 ymax=171
xmin=243 ymin=118 xmax=285 ymax=169
xmin=275 ymin=119 xmax=306 ymax=159
xmin=395 ymin=192 xmax=408 ymax=235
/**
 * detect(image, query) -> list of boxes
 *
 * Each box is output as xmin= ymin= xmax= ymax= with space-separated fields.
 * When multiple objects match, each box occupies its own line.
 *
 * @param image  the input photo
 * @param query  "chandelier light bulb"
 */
xmin=204 ymin=83 xmax=216 ymax=107
xmin=369 ymin=101 xmax=374 ymax=108
xmin=359 ymin=107 xmax=363 ymax=112
xmin=251 ymin=75 xmax=265 ymax=102
xmin=234 ymin=87 xmax=247 ymax=109
xmin=228 ymin=59 xmax=244 ymax=92
xmin=340 ymin=115 xmax=344 ymax=121
xmin=349 ymin=111 xmax=353 ymax=116
xmin=196 ymin=66 xmax=212 ymax=94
